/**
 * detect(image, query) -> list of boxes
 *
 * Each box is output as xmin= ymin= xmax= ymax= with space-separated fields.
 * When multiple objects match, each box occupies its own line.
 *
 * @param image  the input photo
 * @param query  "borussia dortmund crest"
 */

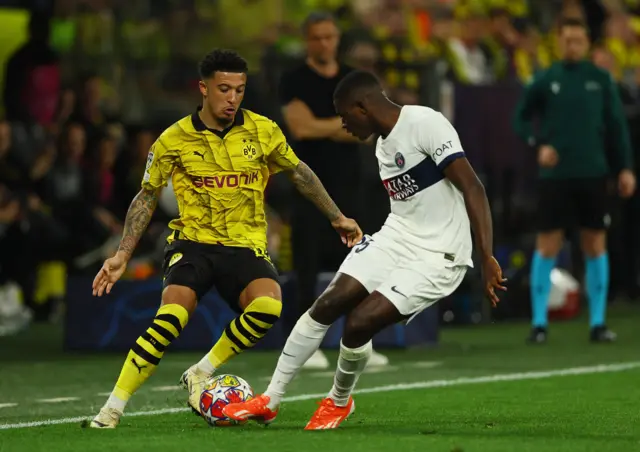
xmin=243 ymin=143 xmax=257 ymax=160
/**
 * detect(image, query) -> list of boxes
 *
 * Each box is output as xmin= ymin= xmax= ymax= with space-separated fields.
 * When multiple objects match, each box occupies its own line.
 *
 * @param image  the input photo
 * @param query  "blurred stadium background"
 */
xmin=0 ymin=0 xmax=639 ymax=448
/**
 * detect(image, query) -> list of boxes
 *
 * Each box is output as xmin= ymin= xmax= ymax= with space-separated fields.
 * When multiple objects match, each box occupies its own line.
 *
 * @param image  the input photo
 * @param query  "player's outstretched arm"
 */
xmin=444 ymin=158 xmax=507 ymax=306
xmin=118 ymin=188 xmax=161 ymax=258
xmin=287 ymin=161 xmax=363 ymax=247
xmin=92 ymin=187 xmax=161 ymax=296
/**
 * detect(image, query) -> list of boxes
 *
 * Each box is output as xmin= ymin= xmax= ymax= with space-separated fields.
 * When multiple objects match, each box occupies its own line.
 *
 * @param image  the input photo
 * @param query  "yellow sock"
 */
xmin=33 ymin=263 xmax=53 ymax=305
xmin=108 ymin=303 xmax=189 ymax=409
xmin=48 ymin=261 xmax=66 ymax=298
xmin=201 ymin=296 xmax=282 ymax=372
xmin=33 ymin=261 xmax=66 ymax=303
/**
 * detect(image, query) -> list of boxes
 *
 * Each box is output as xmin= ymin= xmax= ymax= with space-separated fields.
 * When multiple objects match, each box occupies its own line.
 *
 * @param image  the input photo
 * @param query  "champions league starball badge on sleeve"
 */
xmin=394 ymin=152 xmax=405 ymax=168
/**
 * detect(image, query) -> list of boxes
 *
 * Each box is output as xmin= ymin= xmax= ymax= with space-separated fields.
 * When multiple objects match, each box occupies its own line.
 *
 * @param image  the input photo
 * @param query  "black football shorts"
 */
xmin=162 ymin=235 xmax=278 ymax=313
xmin=536 ymin=177 xmax=610 ymax=232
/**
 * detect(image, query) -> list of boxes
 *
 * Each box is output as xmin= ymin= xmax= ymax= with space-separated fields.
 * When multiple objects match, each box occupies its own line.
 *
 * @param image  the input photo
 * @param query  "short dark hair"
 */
xmin=302 ymin=11 xmax=337 ymax=34
xmin=198 ymin=49 xmax=248 ymax=79
xmin=558 ymin=17 xmax=588 ymax=32
xmin=333 ymin=70 xmax=382 ymax=104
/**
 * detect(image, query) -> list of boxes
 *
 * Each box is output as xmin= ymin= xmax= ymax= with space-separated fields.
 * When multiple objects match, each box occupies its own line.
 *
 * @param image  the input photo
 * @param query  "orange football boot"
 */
xmin=304 ymin=396 xmax=355 ymax=430
xmin=222 ymin=394 xmax=278 ymax=425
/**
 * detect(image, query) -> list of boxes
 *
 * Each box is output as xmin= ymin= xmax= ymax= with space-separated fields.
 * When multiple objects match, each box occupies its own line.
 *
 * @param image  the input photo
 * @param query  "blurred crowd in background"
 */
xmin=2 ymin=0 xmax=640 ymax=333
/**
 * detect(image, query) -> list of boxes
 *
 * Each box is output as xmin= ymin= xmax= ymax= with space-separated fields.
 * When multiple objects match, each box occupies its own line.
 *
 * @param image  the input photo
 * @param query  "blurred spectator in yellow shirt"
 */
xmin=513 ymin=18 xmax=552 ymax=84
xmin=604 ymin=13 xmax=640 ymax=84
xmin=216 ymin=0 xmax=284 ymax=72
xmin=371 ymin=1 xmax=427 ymax=99
xmin=445 ymin=8 xmax=506 ymax=84
xmin=486 ymin=8 xmax=520 ymax=80
xmin=456 ymin=0 xmax=529 ymax=19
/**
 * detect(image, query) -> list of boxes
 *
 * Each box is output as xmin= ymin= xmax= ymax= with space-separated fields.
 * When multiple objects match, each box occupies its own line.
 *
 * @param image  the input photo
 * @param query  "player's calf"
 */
xmin=308 ymin=273 xmax=368 ymax=325
xmin=341 ymin=291 xmax=404 ymax=349
xmin=191 ymin=295 xmax=282 ymax=378
xmin=327 ymin=340 xmax=372 ymax=407
xmin=184 ymin=295 xmax=283 ymax=414
xmin=92 ymin=296 xmax=192 ymax=423
xmin=320 ymin=292 xmax=404 ymax=418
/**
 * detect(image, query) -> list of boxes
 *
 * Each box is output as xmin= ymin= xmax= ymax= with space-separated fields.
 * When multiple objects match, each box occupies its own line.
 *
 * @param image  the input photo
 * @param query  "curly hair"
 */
xmin=198 ymin=49 xmax=248 ymax=79
xmin=333 ymin=70 xmax=382 ymax=105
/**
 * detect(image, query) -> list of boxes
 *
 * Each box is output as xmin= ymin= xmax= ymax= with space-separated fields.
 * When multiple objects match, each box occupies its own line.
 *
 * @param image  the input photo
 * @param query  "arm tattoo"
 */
xmin=118 ymin=188 xmax=159 ymax=258
xmin=288 ymin=161 xmax=342 ymax=222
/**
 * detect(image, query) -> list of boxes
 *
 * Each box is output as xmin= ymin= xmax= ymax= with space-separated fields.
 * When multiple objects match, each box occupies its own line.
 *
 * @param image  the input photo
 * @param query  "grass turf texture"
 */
xmin=1 ymin=304 xmax=639 ymax=452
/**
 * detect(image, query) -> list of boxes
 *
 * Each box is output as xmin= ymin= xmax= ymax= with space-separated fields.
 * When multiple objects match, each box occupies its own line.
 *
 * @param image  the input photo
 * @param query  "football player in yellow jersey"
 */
xmin=88 ymin=49 xmax=362 ymax=428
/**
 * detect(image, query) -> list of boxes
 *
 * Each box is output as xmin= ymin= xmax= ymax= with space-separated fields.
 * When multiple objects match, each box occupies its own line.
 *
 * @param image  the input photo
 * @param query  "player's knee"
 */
xmin=580 ymin=230 xmax=607 ymax=257
xmin=343 ymin=310 xmax=375 ymax=342
xmin=536 ymin=231 xmax=564 ymax=257
xmin=245 ymin=296 xmax=282 ymax=323
xmin=162 ymin=285 xmax=198 ymax=315
xmin=309 ymin=294 xmax=345 ymax=325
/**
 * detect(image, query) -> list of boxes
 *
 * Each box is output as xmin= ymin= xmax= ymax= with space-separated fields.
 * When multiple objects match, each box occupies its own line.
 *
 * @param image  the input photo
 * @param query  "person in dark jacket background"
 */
xmin=513 ymin=18 xmax=636 ymax=344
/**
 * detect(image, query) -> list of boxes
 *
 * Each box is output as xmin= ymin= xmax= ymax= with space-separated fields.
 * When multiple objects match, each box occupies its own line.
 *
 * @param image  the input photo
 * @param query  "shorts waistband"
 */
xmin=172 ymin=230 xmax=223 ymax=246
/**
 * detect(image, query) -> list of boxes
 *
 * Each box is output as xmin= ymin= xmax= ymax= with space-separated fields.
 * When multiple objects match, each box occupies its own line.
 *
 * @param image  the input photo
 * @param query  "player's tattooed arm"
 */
xmin=117 ymin=188 xmax=161 ymax=260
xmin=287 ymin=161 xmax=342 ymax=222
xmin=443 ymin=158 xmax=493 ymax=259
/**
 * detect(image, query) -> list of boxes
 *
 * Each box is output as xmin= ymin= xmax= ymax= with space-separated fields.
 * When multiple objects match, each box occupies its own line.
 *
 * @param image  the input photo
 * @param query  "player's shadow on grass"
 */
xmin=240 ymin=420 xmax=440 ymax=436
xmin=447 ymin=429 xmax=639 ymax=443
xmin=244 ymin=421 xmax=639 ymax=443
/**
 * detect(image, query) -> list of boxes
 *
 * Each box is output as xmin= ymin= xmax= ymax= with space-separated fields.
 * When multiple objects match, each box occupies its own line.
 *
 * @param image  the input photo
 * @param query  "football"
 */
xmin=199 ymin=374 xmax=254 ymax=427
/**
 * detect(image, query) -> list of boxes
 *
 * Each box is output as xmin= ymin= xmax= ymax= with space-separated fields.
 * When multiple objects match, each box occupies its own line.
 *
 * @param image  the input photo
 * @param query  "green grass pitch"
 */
xmin=1 ymin=304 xmax=639 ymax=452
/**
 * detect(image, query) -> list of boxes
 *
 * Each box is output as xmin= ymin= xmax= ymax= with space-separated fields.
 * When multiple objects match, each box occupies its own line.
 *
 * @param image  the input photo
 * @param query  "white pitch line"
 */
xmin=37 ymin=397 xmax=80 ymax=404
xmin=408 ymin=361 xmax=443 ymax=369
xmin=96 ymin=392 xmax=112 ymax=397
xmin=0 ymin=403 xmax=18 ymax=409
xmin=151 ymin=386 xmax=181 ymax=392
xmin=2 ymin=361 xmax=639 ymax=430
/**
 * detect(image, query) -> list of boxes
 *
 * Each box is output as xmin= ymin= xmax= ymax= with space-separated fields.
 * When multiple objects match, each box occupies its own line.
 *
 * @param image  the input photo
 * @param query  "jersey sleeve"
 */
xmin=141 ymin=132 xmax=178 ymax=190
xmin=417 ymin=112 xmax=466 ymax=170
xmin=266 ymin=122 xmax=300 ymax=174
xmin=512 ymin=71 xmax=547 ymax=147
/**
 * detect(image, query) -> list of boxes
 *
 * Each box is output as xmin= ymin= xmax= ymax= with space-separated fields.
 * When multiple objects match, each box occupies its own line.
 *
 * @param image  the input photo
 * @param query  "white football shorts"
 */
xmin=337 ymin=231 xmax=468 ymax=322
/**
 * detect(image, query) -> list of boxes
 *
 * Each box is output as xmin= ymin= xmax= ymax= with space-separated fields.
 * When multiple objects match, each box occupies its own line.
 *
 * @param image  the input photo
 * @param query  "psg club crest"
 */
xmin=395 ymin=152 xmax=405 ymax=169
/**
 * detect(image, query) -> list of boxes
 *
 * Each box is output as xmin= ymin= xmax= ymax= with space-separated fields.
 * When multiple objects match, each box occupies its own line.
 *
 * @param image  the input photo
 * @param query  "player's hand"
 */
xmin=618 ymin=169 xmax=636 ymax=199
xmin=538 ymin=145 xmax=559 ymax=168
xmin=93 ymin=252 xmax=128 ymax=297
xmin=481 ymin=256 xmax=507 ymax=307
xmin=331 ymin=215 xmax=363 ymax=247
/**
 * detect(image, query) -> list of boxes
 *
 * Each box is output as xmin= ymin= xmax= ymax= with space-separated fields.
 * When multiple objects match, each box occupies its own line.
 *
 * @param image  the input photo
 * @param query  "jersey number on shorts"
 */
xmin=354 ymin=236 xmax=373 ymax=254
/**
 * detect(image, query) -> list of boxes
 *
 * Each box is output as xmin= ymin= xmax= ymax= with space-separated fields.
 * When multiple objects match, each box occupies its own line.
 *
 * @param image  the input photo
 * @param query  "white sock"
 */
xmin=264 ymin=311 xmax=330 ymax=410
xmin=105 ymin=392 xmax=127 ymax=413
xmin=328 ymin=340 xmax=372 ymax=407
xmin=195 ymin=354 xmax=216 ymax=376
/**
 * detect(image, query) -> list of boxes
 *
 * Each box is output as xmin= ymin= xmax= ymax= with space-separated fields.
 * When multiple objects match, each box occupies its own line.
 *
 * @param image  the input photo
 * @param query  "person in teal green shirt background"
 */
xmin=513 ymin=18 xmax=636 ymax=344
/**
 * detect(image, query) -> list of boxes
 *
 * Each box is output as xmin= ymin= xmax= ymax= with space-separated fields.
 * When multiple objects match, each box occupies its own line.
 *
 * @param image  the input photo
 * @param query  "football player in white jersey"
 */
xmin=223 ymin=70 xmax=506 ymax=429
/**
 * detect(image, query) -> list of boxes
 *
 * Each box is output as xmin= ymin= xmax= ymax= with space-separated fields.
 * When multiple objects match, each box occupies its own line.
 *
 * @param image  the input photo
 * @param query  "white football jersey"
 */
xmin=375 ymin=105 xmax=473 ymax=267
